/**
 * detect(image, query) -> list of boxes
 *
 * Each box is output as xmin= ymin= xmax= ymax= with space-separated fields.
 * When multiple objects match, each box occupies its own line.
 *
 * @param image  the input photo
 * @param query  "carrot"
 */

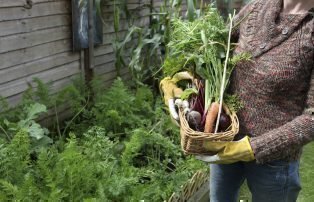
xmin=204 ymin=102 xmax=220 ymax=133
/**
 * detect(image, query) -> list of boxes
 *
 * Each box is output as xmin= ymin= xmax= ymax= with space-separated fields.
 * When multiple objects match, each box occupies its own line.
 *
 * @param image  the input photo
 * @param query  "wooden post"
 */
xmin=84 ymin=0 xmax=94 ymax=101
xmin=88 ymin=0 xmax=94 ymax=70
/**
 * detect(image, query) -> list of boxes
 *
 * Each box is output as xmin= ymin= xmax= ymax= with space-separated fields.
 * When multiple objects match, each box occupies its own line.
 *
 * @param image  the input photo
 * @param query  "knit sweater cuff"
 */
xmin=250 ymin=114 xmax=313 ymax=164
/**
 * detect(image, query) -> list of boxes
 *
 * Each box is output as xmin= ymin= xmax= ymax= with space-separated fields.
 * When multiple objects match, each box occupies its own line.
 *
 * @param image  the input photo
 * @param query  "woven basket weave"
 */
xmin=179 ymin=105 xmax=239 ymax=155
xmin=168 ymin=170 xmax=210 ymax=202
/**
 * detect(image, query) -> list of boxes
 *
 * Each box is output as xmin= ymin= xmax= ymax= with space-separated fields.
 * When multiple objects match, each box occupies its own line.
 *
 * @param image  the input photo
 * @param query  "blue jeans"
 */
xmin=209 ymin=160 xmax=301 ymax=202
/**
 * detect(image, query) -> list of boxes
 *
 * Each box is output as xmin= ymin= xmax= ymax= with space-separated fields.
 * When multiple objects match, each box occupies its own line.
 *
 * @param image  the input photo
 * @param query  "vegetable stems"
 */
xmin=214 ymin=12 xmax=235 ymax=134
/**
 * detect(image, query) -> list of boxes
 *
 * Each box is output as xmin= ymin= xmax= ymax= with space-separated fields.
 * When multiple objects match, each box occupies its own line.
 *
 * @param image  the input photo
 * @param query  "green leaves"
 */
xmin=0 ymin=77 xmax=209 ymax=201
xmin=0 ymin=103 xmax=52 ymax=150
xmin=19 ymin=103 xmax=46 ymax=126
xmin=180 ymin=88 xmax=198 ymax=100
xmin=187 ymin=0 xmax=196 ymax=21
xmin=16 ymin=103 xmax=52 ymax=148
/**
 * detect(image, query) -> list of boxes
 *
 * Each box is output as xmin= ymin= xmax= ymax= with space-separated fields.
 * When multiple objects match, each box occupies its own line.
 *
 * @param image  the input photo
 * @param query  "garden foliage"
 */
xmin=0 ymin=77 xmax=208 ymax=201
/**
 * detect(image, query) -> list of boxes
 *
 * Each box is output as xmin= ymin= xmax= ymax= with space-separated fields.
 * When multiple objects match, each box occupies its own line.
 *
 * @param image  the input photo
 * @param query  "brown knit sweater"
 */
xmin=230 ymin=0 xmax=314 ymax=163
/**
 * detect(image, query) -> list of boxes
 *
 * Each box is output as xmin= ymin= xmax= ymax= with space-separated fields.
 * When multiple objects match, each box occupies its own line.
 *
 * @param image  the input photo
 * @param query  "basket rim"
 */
xmin=179 ymin=106 xmax=239 ymax=138
xmin=179 ymin=104 xmax=240 ymax=154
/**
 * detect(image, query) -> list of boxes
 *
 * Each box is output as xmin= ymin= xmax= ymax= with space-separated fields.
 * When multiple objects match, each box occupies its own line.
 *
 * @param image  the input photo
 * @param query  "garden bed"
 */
xmin=0 ymin=77 xmax=209 ymax=201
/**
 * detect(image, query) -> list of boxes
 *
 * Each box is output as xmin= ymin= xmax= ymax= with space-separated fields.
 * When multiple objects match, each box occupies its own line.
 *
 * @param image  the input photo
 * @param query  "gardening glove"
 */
xmin=195 ymin=136 xmax=255 ymax=164
xmin=160 ymin=71 xmax=193 ymax=121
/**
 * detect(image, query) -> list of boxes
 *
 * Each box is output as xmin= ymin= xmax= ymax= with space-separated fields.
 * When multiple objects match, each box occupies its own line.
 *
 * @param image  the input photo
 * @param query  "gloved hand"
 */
xmin=160 ymin=72 xmax=193 ymax=120
xmin=195 ymin=136 xmax=255 ymax=164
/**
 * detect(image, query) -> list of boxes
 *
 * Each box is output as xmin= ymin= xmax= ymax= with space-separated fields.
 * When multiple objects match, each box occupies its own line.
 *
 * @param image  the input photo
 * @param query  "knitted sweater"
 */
xmin=230 ymin=0 xmax=314 ymax=163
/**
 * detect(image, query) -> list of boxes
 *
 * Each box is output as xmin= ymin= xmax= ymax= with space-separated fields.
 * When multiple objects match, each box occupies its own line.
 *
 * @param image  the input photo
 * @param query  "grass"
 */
xmin=238 ymin=142 xmax=314 ymax=202
xmin=298 ymin=142 xmax=314 ymax=202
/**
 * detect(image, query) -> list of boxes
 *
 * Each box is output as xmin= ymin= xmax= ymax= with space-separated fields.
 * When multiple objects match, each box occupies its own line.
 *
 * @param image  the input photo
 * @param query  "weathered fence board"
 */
xmin=0 ymin=0 xmax=65 ymax=8
xmin=0 ymin=60 xmax=80 ymax=98
xmin=0 ymin=39 xmax=72 ymax=70
xmin=0 ymin=52 xmax=80 ymax=85
xmin=0 ymin=1 xmax=70 ymax=22
xmin=0 ymin=14 xmax=71 ymax=37
xmin=0 ymin=26 xmax=71 ymax=54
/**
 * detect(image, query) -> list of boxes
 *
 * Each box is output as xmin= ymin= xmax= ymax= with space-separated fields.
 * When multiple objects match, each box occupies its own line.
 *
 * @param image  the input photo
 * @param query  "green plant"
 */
xmin=0 ymin=77 xmax=209 ymax=201
xmin=112 ymin=0 xmax=207 ymax=86
xmin=91 ymin=78 xmax=154 ymax=138
xmin=0 ymin=103 xmax=52 ymax=151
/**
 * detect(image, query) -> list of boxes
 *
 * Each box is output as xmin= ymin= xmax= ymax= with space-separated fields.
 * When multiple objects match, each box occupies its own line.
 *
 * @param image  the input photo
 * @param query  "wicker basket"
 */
xmin=167 ymin=170 xmax=210 ymax=202
xmin=179 ymin=104 xmax=239 ymax=155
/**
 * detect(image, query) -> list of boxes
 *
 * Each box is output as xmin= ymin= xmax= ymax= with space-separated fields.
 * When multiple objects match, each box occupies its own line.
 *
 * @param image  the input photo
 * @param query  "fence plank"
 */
xmin=0 ymin=0 xmax=65 ymax=8
xmin=0 ymin=14 xmax=71 ymax=37
xmin=0 ymin=39 xmax=72 ymax=70
xmin=0 ymin=52 xmax=80 ymax=85
xmin=0 ymin=1 xmax=70 ymax=22
xmin=0 ymin=61 xmax=80 ymax=98
xmin=0 ymin=26 xmax=71 ymax=54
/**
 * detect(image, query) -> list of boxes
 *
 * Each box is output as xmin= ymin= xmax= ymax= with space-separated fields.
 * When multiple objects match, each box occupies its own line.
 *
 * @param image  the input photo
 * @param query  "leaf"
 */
xmin=95 ymin=0 xmax=102 ymax=17
xmin=114 ymin=3 xmax=120 ymax=33
xmin=28 ymin=122 xmax=46 ymax=140
xmin=180 ymin=88 xmax=198 ymax=100
xmin=3 ymin=119 xmax=10 ymax=126
xmin=26 ymin=103 xmax=47 ymax=121
xmin=201 ymin=29 xmax=207 ymax=45
xmin=187 ymin=0 xmax=196 ymax=22
xmin=172 ymin=0 xmax=182 ymax=8
xmin=31 ymin=135 xmax=53 ymax=152
xmin=0 ymin=180 xmax=18 ymax=197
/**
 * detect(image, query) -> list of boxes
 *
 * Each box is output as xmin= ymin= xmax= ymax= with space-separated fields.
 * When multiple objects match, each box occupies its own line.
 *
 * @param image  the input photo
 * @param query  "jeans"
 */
xmin=209 ymin=160 xmax=301 ymax=202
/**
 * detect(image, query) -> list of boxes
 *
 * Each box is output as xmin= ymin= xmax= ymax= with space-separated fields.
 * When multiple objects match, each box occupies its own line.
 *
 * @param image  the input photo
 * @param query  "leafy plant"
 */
xmin=112 ymin=0 xmax=207 ymax=86
xmin=0 ymin=76 xmax=208 ymax=201
xmin=0 ymin=103 xmax=52 ymax=151
xmin=92 ymin=78 xmax=143 ymax=136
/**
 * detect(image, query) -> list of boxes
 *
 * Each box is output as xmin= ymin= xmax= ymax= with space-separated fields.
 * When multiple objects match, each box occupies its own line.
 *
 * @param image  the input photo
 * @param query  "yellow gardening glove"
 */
xmin=195 ymin=136 xmax=255 ymax=164
xmin=160 ymin=72 xmax=193 ymax=120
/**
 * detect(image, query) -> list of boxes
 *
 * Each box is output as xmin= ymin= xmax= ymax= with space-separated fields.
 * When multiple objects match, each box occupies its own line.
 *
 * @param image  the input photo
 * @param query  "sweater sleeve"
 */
xmin=250 ymin=69 xmax=314 ymax=163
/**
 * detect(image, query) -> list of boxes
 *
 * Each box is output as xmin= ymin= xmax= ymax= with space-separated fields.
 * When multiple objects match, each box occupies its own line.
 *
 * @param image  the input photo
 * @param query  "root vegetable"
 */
xmin=168 ymin=99 xmax=179 ymax=120
xmin=204 ymin=102 xmax=220 ymax=133
xmin=174 ymin=99 xmax=183 ymax=107
xmin=187 ymin=110 xmax=202 ymax=130
xmin=182 ymin=100 xmax=189 ymax=109
xmin=218 ymin=112 xmax=231 ymax=131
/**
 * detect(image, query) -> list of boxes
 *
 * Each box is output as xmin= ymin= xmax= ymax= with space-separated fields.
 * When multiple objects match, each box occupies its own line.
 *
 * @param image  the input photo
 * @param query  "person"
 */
xmin=160 ymin=0 xmax=314 ymax=201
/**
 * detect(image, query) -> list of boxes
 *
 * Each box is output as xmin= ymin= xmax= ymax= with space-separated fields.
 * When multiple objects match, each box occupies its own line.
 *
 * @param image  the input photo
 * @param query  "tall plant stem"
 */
xmin=0 ymin=125 xmax=11 ymax=141
xmin=62 ymin=95 xmax=90 ymax=137
xmin=54 ymin=103 xmax=62 ymax=139
xmin=214 ymin=12 xmax=234 ymax=134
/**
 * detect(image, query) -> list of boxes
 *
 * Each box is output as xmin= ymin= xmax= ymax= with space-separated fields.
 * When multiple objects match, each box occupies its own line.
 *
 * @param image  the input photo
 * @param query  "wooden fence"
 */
xmin=0 ymin=0 xmax=150 ymax=108
xmin=0 ymin=0 xmax=245 ymax=109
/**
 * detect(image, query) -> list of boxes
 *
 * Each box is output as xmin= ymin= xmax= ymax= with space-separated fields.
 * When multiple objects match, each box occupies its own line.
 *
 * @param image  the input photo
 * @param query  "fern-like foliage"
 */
xmin=0 ymin=77 xmax=209 ymax=202
xmin=92 ymin=78 xmax=150 ymax=137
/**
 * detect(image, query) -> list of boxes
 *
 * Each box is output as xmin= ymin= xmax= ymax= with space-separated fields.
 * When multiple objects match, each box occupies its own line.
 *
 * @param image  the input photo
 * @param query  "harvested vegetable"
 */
xmin=217 ymin=111 xmax=231 ymax=132
xmin=186 ymin=110 xmax=202 ymax=131
xmin=204 ymin=102 xmax=219 ymax=133
xmin=163 ymin=6 xmax=249 ymax=132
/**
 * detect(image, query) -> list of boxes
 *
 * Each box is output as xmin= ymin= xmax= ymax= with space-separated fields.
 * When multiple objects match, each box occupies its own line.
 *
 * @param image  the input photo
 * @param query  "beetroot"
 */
xmin=218 ymin=112 xmax=231 ymax=132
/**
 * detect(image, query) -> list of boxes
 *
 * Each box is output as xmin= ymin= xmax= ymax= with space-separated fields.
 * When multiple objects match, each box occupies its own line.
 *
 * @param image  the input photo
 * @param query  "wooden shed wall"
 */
xmin=0 ymin=0 xmax=149 ymax=108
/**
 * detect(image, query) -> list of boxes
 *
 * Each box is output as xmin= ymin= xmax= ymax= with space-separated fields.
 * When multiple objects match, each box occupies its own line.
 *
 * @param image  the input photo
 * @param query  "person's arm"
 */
xmin=250 ymin=69 xmax=314 ymax=163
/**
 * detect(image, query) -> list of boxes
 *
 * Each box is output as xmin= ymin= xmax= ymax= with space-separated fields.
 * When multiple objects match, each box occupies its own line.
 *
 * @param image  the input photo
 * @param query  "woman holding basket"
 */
xmin=160 ymin=0 xmax=314 ymax=201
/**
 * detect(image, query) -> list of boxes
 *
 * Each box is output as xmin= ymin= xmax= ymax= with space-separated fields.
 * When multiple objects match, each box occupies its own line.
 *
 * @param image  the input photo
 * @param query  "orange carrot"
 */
xmin=204 ymin=102 xmax=220 ymax=133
